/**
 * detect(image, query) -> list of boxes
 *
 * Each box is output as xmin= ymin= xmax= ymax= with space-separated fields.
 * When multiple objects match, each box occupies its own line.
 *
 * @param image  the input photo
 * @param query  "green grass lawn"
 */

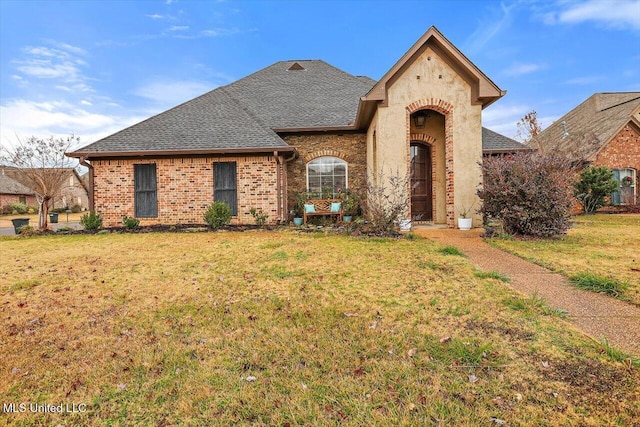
xmin=1 ymin=231 xmax=638 ymax=425
xmin=489 ymin=214 xmax=640 ymax=306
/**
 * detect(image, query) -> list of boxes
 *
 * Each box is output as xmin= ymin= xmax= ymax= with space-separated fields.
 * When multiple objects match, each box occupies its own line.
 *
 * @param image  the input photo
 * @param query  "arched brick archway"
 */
xmin=409 ymin=134 xmax=436 ymax=222
xmin=406 ymin=99 xmax=455 ymax=227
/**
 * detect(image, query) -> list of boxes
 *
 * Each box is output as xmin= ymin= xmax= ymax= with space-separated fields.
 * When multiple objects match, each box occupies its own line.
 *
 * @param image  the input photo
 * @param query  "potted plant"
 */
xmin=457 ymin=203 xmax=474 ymax=230
xmin=341 ymin=189 xmax=359 ymax=222
xmin=292 ymin=192 xmax=306 ymax=226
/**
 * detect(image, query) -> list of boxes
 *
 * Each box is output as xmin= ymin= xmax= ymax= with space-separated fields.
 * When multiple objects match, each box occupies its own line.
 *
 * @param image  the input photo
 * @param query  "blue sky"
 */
xmin=1 ymin=0 xmax=639 ymax=150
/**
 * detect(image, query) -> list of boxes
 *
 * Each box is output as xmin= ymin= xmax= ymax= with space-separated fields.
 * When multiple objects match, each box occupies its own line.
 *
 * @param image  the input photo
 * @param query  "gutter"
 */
xmin=67 ymin=146 xmax=295 ymax=159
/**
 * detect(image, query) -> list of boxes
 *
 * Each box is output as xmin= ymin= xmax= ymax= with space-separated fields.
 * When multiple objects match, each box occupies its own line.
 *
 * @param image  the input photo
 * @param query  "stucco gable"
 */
xmin=361 ymin=26 xmax=505 ymax=109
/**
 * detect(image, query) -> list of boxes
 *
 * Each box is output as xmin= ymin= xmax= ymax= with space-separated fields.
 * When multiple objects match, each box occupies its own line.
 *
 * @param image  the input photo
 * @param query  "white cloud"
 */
xmin=563 ymin=75 xmax=603 ymax=85
xmin=80 ymin=100 xmax=93 ymax=106
xmin=464 ymin=2 xmax=518 ymax=54
xmin=504 ymin=63 xmax=547 ymax=76
xmin=482 ymin=104 xmax=532 ymax=138
xmin=132 ymin=79 xmax=214 ymax=106
xmin=168 ymin=25 xmax=189 ymax=31
xmin=0 ymin=99 xmax=145 ymax=149
xmin=146 ymin=13 xmax=164 ymax=19
xmin=547 ymin=0 xmax=640 ymax=30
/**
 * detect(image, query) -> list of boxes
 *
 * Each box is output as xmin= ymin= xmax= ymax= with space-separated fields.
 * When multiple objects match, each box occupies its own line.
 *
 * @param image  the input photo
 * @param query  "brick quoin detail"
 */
xmin=410 ymin=133 xmax=437 ymax=222
xmin=406 ymin=99 xmax=455 ymax=227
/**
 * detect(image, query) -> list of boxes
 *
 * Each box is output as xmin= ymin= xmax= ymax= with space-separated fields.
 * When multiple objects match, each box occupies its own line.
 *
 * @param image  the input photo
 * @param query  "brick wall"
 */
xmin=282 ymin=132 xmax=366 ymax=214
xmin=92 ymin=155 xmax=281 ymax=227
xmin=0 ymin=194 xmax=37 ymax=209
xmin=594 ymin=123 xmax=640 ymax=202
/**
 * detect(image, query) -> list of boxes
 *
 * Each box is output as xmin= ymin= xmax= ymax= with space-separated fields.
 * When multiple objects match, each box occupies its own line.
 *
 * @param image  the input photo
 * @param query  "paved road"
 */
xmin=415 ymin=227 xmax=640 ymax=356
xmin=0 ymin=221 xmax=82 ymax=236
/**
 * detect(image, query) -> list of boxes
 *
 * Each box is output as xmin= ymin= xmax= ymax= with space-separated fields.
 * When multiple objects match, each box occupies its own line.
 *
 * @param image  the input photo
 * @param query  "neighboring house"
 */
xmin=2 ymin=167 xmax=90 ymax=210
xmin=68 ymin=26 xmax=514 ymax=228
xmin=481 ymin=127 xmax=533 ymax=156
xmin=532 ymin=92 xmax=640 ymax=205
xmin=0 ymin=172 xmax=36 ymax=209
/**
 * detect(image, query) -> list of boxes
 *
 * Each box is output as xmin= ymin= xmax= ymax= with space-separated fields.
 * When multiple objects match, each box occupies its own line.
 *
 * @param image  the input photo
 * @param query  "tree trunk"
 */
xmin=37 ymin=196 xmax=50 ymax=230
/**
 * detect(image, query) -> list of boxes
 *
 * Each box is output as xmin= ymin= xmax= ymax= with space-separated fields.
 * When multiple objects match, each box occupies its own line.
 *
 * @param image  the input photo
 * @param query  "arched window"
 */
xmin=306 ymin=156 xmax=347 ymax=196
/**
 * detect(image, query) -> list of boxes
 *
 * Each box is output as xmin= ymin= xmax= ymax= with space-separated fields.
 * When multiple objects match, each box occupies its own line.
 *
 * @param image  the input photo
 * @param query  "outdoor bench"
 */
xmin=303 ymin=199 xmax=343 ymax=224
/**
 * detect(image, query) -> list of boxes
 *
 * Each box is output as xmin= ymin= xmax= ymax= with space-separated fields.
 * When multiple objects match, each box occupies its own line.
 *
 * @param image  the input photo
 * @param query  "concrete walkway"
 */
xmin=415 ymin=227 xmax=640 ymax=356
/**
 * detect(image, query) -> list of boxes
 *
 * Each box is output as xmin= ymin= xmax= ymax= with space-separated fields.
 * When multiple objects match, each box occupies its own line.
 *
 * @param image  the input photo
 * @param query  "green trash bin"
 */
xmin=49 ymin=212 xmax=59 ymax=223
xmin=11 ymin=218 xmax=30 ymax=234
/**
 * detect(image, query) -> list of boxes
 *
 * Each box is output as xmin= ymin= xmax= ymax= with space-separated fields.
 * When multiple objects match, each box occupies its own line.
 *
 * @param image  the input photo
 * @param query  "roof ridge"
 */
xmin=599 ymin=95 xmax=640 ymax=112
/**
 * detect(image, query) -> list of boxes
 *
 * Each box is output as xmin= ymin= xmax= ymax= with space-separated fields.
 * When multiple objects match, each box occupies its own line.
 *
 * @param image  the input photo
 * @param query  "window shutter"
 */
xmin=134 ymin=164 xmax=158 ymax=217
xmin=214 ymin=162 xmax=237 ymax=215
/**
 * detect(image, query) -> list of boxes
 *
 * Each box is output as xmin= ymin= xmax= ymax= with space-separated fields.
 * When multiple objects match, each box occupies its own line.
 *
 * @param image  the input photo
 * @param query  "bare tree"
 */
xmin=515 ymin=110 xmax=542 ymax=144
xmin=1 ymin=135 xmax=80 ymax=229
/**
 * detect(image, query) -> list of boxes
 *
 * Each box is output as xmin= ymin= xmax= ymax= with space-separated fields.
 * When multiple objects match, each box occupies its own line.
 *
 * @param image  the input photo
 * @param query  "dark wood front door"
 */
xmin=410 ymin=143 xmax=432 ymax=221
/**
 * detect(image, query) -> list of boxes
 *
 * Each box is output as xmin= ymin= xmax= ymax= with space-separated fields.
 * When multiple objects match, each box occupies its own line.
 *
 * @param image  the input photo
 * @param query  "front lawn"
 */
xmin=489 ymin=214 xmax=640 ymax=306
xmin=1 ymin=231 xmax=638 ymax=425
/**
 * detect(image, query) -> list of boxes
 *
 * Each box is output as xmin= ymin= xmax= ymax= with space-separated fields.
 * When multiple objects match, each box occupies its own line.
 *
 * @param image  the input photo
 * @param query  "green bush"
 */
xmin=122 ymin=216 xmax=140 ymax=230
xmin=204 ymin=201 xmax=232 ymax=229
xmin=9 ymin=202 xmax=28 ymax=214
xmin=70 ymin=204 xmax=82 ymax=213
xmin=249 ymin=207 xmax=268 ymax=227
xmin=80 ymin=211 xmax=103 ymax=230
xmin=573 ymin=166 xmax=618 ymax=214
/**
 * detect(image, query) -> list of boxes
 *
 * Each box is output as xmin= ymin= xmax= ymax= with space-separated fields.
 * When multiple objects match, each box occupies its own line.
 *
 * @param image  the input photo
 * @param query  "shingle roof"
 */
xmin=0 ymin=173 xmax=34 ymax=195
xmin=531 ymin=92 xmax=640 ymax=161
xmin=70 ymin=58 xmax=514 ymax=157
xmin=72 ymin=87 xmax=290 ymax=155
xmin=224 ymin=60 xmax=377 ymax=129
xmin=482 ymin=127 xmax=532 ymax=153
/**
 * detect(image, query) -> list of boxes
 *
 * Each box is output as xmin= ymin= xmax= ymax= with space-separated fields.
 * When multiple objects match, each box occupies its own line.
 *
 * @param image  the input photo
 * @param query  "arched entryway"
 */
xmin=410 ymin=142 xmax=432 ymax=221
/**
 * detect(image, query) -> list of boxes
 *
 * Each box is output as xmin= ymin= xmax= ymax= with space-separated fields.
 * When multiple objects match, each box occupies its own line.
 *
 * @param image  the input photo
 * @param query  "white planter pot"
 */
xmin=458 ymin=217 xmax=472 ymax=230
xmin=399 ymin=219 xmax=412 ymax=232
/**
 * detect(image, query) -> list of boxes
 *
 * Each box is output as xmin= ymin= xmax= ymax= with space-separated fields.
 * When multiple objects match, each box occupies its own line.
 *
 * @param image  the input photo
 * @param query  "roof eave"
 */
xmin=66 ymin=146 xmax=296 ymax=159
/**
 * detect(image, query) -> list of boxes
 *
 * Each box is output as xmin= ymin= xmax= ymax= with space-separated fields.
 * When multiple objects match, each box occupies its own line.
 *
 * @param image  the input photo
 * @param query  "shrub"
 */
xmin=70 ymin=204 xmax=82 ymax=213
xmin=573 ymin=166 xmax=619 ymax=214
xmin=249 ymin=208 xmax=268 ymax=227
xmin=478 ymin=153 xmax=575 ymax=237
xmin=122 ymin=216 xmax=140 ymax=230
xmin=80 ymin=211 xmax=103 ymax=230
xmin=365 ymin=169 xmax=409 ymax=235
xmin=9 ymin=202 xmax=28 ymax=214
xmin=18 ymin=225 xmax=36 ymax=236
xmin=204 ymin=201 xmax=231 ymax=229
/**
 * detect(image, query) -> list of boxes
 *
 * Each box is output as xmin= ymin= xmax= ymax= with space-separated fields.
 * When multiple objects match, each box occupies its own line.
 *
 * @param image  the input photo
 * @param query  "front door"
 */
xmin=410 ymin=143 xmax=432 ymax=221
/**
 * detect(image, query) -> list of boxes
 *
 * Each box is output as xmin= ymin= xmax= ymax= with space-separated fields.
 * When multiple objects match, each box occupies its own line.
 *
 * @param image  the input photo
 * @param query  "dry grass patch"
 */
xmin=488 ymin=214 xmax=640 ymax=305
xmin=1 ymin=231 xmax=638 ymax=425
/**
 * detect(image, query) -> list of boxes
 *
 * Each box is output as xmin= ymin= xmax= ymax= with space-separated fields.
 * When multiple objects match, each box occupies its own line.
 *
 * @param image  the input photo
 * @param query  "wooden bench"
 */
xmin=303 ymin=199 xmax=343 ymax=224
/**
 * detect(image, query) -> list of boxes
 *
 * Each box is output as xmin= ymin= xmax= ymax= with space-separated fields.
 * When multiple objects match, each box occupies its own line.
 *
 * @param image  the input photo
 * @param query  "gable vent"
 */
xmin=288 ymin=62 xmax=305 ymax=71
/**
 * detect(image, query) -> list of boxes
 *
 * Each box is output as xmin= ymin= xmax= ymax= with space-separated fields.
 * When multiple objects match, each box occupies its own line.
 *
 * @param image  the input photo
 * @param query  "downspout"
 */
xmin=79 ymin=157 xmax=94 ymax=211
xmin=274 ymin=151 xmax=282 ymax=222
xmin=283 ymin=151 xmax=298 ymax=222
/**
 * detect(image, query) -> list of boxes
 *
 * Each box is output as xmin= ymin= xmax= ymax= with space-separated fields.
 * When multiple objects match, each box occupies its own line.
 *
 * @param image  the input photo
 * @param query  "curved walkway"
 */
xmin=415 ymin=227 xmax=640 ymax=356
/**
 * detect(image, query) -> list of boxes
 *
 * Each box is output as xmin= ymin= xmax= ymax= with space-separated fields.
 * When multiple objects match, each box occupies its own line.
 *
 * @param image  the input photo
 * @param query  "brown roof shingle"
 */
xmin=531 ymin=92 xmax=640 ymax=161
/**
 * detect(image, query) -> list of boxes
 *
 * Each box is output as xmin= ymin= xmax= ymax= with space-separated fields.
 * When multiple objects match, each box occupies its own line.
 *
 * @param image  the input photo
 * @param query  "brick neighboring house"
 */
xmin=0 ymin=172 xmax=36 ymax=210
xmin=532 ymin=92 xmax=640 ymax=205
xmin=68 ymin=26 xmax=521 ymax=228
xmin=2 ymin=167 xmax=90 ymax=210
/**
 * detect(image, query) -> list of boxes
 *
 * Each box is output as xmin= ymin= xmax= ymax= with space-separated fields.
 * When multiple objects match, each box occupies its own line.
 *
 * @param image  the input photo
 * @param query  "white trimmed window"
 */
xmin=306 ymin=156 xmax=347 ymax=196
xmin=612 ymin=168 xmax=636 ymax=205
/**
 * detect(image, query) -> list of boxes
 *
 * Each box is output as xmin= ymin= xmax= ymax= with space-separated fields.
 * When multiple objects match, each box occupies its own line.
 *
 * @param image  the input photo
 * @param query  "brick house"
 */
xmin=0 ymin=172 xmax=36 ymax=210
xmin=68 ymin=26 xmax=521 ymax=228
xmin=532 ymin=92 xmax=640 ymax=205
xmin=2 ymin=167 xmax=90 ymax=211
